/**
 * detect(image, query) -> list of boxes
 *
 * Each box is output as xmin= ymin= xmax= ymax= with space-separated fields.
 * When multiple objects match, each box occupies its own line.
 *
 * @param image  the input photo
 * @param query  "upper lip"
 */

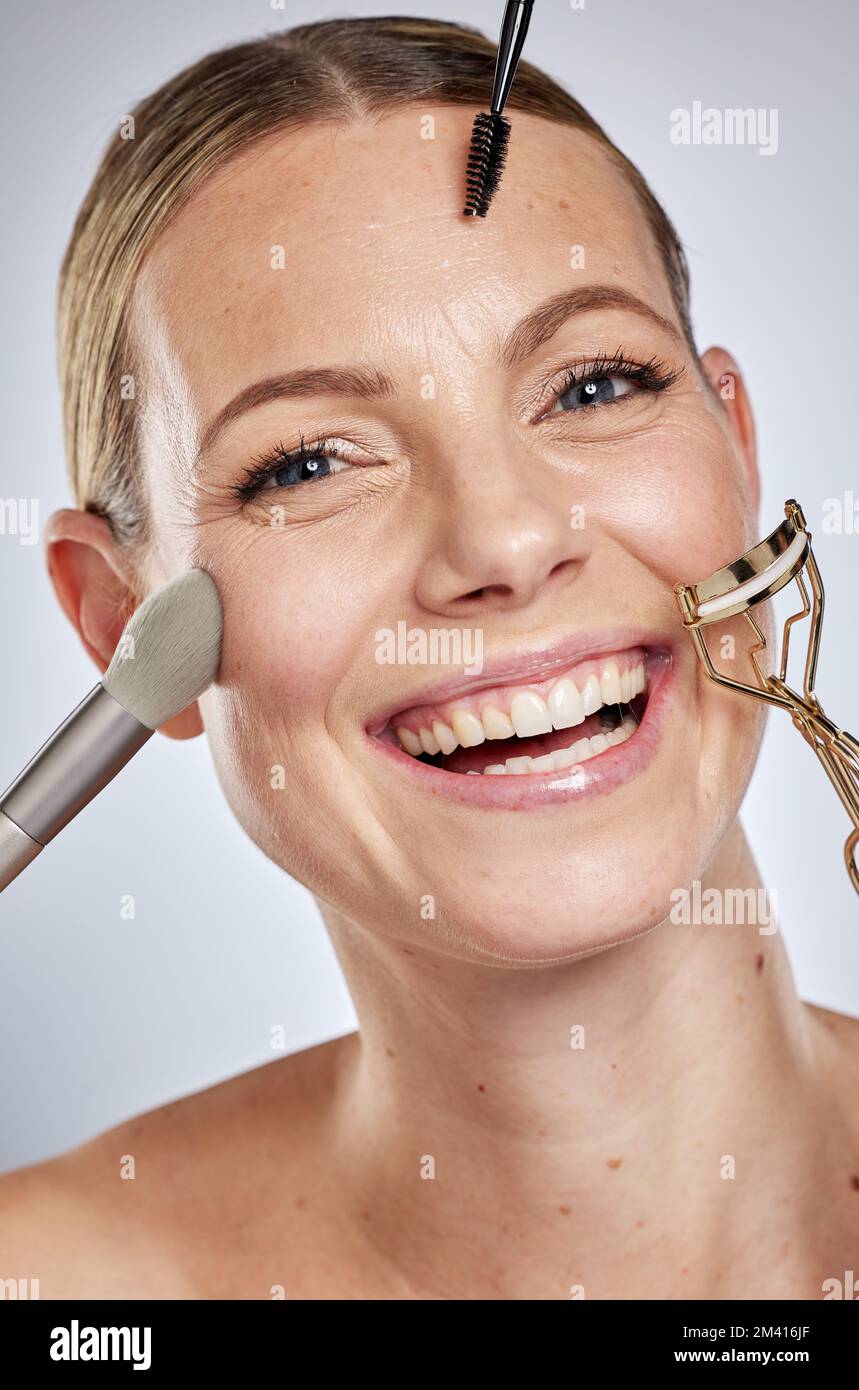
xmin=366 ymin=626 xmax=674 ymax=735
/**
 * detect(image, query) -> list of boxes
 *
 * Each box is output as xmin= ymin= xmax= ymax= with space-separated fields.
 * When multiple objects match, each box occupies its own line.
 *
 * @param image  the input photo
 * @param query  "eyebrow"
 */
xmin=498 ymin=284 xmax=682 ymax=370
xmin=196 ymin=284 xmax=683 ymax=459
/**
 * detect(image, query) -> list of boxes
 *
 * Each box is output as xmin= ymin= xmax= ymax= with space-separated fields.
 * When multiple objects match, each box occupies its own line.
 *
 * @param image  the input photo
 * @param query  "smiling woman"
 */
xmin=56 ymin=19 xmax=695 ymax=552
xmin=4 ymin=13 xmax=858 ymax=1303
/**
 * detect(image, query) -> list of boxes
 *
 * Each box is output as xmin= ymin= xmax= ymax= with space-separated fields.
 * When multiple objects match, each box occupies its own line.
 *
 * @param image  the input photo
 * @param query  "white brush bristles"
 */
xmin=102 ymin=570 xmax=223 ymax=730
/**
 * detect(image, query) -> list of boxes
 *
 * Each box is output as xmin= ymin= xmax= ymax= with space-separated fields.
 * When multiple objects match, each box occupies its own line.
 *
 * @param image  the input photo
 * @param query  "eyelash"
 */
xmin=232 ymin=350 xmax=682 ymax=502
xmin=551 ymin=349 xmax=681 ymax=410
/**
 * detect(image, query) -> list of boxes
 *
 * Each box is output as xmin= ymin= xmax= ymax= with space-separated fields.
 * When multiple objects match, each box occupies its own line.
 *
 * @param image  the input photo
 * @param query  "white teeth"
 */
xmin=481 ymin=705 xmax=515 ymax=740
xmin=530 ymin=752 xmax=556 ymax=772
xmin=505 ymin=756 xmax=533 ymax=775
xmin=600 ymin=660 xmax=622 ymax=706
xmin=395 ymin=664 xmax=645 ymax=763
xmin=419 ymin=727 xmax=441 ymax=756
xmin=565 ymin=737 xmax=593 ymax=767
xmin=488 ymin=717 xmax=638 ymax=775
xmin=552 ymin=739 xmax=586 ymax=769
xmin=451 ymin=709 xmax=485 ymax=747
xmin=580 ymin=673 xmax=602 ymax=716
xmin=548 ymin=677 xmax=585 ymax=730
xmin=432 ymin=719 xmax=458 ymax=755
xmin=510 ymin=691 xmax=552 ymax=737
xmin=396 ymin=726 xmax=423 ymax=756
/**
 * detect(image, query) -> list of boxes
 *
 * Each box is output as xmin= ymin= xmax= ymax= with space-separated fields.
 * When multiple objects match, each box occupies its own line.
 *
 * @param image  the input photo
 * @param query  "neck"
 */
xmin=319 ymin=821 xmax=838 ymax=1298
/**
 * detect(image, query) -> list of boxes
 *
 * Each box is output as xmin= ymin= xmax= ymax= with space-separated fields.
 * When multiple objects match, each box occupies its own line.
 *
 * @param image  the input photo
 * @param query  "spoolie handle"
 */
xmin=490 ymin=0 xmax=536 ymax=115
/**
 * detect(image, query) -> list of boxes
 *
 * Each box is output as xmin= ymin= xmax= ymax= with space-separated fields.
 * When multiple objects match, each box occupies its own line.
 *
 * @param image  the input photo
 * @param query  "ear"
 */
xmin=698 ymin=346 xmax=760 ymax=511
xmin=44 ymin=509 xmax=204 ymax=740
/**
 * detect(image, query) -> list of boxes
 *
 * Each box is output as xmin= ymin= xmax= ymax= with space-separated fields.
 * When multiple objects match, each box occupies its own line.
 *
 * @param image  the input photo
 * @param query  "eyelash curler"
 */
xmin=674 ymin=498 xmax=859 ymax=896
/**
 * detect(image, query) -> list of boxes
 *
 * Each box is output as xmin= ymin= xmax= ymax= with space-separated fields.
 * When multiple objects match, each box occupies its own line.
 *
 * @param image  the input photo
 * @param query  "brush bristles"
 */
xmin=102 ymin=569 xmax=223 ymax=730
xmin=463 ymin=111 xmax=511 ymax=218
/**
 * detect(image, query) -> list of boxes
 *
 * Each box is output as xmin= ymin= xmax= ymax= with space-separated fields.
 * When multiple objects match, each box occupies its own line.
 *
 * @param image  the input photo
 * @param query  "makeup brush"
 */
xmin=463 ymin=0 xmax=536 ymax=218
xmin=0 ymin=568 xmax=223 ymax=894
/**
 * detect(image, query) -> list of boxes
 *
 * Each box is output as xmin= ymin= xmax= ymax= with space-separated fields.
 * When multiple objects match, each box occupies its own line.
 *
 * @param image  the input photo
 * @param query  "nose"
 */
xmin=413 ymin=433 xmax=592 ymax=619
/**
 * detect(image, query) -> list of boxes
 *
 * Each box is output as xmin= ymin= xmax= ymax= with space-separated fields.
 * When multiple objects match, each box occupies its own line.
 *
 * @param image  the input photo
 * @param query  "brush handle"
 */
xmin=0 ymin=810 xmax=42 ymax=891
xmin=0 ymin=683 xmax=152 ymax=893
xmin=490 ymin=0 xmax=536 ymax=115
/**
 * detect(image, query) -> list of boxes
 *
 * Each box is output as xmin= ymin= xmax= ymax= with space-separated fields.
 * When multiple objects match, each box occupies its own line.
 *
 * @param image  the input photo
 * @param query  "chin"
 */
xmin=374 ymin=782 xmax=717 ymax=967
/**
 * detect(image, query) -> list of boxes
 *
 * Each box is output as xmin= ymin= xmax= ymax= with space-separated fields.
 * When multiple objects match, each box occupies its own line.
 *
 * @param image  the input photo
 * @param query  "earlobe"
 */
xmin=44 ymin=508 xmax=205 ymax=742
xmin=699 ymin=346 xmax=760 ymax=511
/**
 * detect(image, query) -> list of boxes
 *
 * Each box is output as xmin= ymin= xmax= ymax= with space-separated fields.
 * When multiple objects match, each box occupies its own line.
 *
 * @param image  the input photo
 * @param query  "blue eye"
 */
xmin=235 ymin=435 xmax=350 ymax=501
xmin=542 ymin=351 xmax=682 ymax=420
xmin=550 ymin=373 xmax=635 ymax=413
xmin=234 ymin=352 xmax=682 ymax=503
xmin=270 ymin=452 xmax=338 ymax=487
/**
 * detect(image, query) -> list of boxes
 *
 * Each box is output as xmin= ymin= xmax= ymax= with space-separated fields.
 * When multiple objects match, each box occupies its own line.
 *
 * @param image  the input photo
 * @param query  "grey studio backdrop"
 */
xmin=1 ymin=0 xmax=857 ymax=1173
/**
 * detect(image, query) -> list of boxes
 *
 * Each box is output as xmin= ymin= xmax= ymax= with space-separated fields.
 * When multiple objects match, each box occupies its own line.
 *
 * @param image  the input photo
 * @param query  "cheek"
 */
xmin=193 ymin=526 xmax=374 ymax=882
xmin=191 ymin=512 xmax=411 ymax=821
xmin=201 ymin=530 xmax=376 ymax=733
xmin=585 ymin=398 xmax=757 ymax=592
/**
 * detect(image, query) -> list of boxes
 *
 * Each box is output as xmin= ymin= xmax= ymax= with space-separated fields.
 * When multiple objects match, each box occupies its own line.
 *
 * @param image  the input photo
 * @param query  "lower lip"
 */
xmin=366 ymin=653 xmax=676 ymax=810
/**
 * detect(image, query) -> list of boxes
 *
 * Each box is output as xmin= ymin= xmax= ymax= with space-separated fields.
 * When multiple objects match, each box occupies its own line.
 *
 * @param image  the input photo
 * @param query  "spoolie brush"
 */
xmin=464 ymin=113 xmax=511 ymax=220
xmin=463 ymin=0 xmax=536 ymax=218
xmin=0 ymin=568 xmax=223 ymax=893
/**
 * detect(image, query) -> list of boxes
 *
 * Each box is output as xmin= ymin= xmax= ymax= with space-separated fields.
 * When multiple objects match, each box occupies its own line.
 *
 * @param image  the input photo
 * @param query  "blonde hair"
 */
xmin=58 ymin=15 xmax=694 ymax=553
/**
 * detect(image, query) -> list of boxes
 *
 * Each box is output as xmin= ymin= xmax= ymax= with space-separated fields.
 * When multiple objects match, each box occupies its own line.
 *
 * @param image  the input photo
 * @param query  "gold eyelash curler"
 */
xmin=674 ymin=498 xmax=859 ymax=896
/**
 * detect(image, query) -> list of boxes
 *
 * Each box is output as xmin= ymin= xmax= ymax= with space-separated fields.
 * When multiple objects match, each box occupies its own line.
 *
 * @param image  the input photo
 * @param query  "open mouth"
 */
xmin=376 ymin=649 xmax=650 ymax=777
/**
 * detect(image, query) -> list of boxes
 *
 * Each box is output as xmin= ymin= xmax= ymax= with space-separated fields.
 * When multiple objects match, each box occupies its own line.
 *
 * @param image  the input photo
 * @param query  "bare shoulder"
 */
xmin=804 ymin=1000 xmax=859 ymax=1138
xmin=0 ymin=1031 xmax=357 ymax=1298
xmin=805 ymin=998 xmax=859 ymax=1051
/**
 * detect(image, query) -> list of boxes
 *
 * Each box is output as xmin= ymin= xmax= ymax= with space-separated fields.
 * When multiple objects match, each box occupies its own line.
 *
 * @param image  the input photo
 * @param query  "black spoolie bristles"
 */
xmin=463 ymin=111 xmax=511 ymax=218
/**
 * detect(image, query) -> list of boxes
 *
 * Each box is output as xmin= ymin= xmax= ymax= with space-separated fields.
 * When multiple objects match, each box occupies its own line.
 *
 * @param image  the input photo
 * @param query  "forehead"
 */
xmin=131 ymin=107 xmax=674 ymax=422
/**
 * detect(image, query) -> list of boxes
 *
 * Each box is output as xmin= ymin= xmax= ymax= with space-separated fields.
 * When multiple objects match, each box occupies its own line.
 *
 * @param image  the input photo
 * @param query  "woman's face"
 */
xmin=131 ymin=107 xmax=764 ymax=960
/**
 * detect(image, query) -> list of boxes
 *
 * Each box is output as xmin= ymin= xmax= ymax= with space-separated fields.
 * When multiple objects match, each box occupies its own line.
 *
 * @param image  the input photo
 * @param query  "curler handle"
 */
xmin=845 ymin=830 xmax=859 ymax=897
xmin=798 ymin=709 xmax=859 ymax=897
